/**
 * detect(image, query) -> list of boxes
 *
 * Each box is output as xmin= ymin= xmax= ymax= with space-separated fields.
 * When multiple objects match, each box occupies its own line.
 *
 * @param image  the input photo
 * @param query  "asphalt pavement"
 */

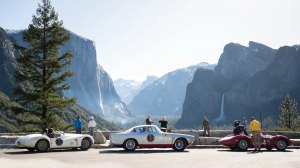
xmin=1 ymin=148 xmax=300 ymax=168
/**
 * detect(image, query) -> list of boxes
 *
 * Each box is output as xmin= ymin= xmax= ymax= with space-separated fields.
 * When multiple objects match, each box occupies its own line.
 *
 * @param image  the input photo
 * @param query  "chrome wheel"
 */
xmin=80 ymin=138 xmax=91 ymax=150
xmin=237 ymin=139 xmax=249 ymax=151
xmin=124 ymin=139 xmax=137 ymax=151
xmin=173 ymin=138 xmax=186 ymax=151
xmin=276 ymin=140 xmax=287 ymax=151
xmin=35 ymin=139 xmax=49 ymax=152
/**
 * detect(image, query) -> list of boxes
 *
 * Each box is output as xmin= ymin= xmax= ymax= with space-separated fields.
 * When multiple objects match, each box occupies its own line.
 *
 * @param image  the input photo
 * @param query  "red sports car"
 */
xmin=219 ymin=134 xmax=293 ymax=151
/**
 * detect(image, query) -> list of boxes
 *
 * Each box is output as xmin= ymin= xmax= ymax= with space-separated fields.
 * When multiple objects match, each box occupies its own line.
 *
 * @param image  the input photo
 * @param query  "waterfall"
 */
xmin=220 ymin=94 xmax=225 ymax=119
xmin=215 ymin=94 xmax=225 ymax=122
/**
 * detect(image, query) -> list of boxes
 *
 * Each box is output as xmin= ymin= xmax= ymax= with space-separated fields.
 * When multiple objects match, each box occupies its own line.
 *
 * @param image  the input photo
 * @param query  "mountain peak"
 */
xmin=215 ymin=41 xmax=276 ymax=78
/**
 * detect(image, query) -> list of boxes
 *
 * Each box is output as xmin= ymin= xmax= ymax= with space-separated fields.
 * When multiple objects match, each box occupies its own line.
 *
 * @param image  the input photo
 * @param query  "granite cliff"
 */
xmin=1 ymin=28 xmax=131 ymax=122
xmin=176 ymin=42 xmax=290 ymax=128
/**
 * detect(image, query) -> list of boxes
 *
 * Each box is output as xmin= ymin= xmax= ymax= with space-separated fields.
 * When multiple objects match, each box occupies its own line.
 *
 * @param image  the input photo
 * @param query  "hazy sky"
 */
xmin=1 ymin=0 xmax=299 ymax=82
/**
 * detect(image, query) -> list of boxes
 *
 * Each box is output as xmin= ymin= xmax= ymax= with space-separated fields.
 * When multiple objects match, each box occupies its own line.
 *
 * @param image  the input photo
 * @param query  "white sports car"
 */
xmin=110 ymin=125 xmax=194 ymax=151
xmin=15 ymin=129 xmax=94 ymax=152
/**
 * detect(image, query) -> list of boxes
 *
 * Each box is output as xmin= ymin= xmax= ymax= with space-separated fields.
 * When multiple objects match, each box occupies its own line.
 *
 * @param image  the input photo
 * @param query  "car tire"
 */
xmin=237 ymin=139 xmax=249 ymax=151
xmin=35 ymin=139 xmax=49 ymax=152
xmin=123 ymin=139 xmax=137 ymax=151
xmin=173 ymin=138 xmax=187 ymax=151
xmin=80 ymin=138 xmax=92 ymax=151
xmin=275 ymin=139 xmax=287 ymax=151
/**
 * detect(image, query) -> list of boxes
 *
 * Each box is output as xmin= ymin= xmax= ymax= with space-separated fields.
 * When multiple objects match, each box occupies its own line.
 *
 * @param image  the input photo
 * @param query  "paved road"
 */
xmin=1 ymin=148 xmax=300 ymax=168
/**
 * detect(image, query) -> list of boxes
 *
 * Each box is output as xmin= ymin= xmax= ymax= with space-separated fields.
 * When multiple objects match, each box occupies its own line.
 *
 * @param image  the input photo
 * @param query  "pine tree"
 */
xmin=11 ymin=0 xmax=76 ymax=131
xmin=279 ymin=95 xmax=298 ymax=130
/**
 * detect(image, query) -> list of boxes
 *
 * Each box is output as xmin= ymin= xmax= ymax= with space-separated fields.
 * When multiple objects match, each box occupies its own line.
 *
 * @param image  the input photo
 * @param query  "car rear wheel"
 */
xmin=276 ymin=139 xmax=287 ymax=151
xmin=35 ymin=139 xmax=49 ymax=152
xmin=80 ymin=138 xmax=92 ymax=150
xmin=173 ymin=138 xmax=187 ymax=151
xmin=123 ymin=139 xmax=137 ymax=151
xmin=237 ymin=139 xmax=249 ymax=151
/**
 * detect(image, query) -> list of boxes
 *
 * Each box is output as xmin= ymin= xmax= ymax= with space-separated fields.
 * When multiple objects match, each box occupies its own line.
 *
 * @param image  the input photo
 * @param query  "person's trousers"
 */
xmin=204 ymin=127 xmax=210 ymax=136
xmin=76 ymin=128 xmax=82 ymax=134
xmin=252 ymin=131 xmax=262 ymax=150
xmin=89 ymin=127 xmax=94 ymax=137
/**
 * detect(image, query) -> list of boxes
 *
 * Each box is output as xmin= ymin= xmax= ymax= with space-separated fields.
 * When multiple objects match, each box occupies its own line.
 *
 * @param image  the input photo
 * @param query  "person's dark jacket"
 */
xmin=159 ymin=120 xmax=168 ymax=128
xmin=146 ymin=118 xmax=153 ymax=125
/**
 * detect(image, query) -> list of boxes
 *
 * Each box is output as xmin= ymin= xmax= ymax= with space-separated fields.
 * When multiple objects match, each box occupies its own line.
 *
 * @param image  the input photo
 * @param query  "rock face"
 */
xmin=128 ymin=63 xmax=215 ymax=117
xmin=1 ymin=28 xmax=131 ymax=122
xmin=0 ymin=28 xmax=17 ymax=97
xmin=215 ymin=42 xmax=275 ymax=79
xmin=176 ymin=42 xmax=285 ymax=128
xmin=114 ymin=76 xmax=158 ymax=104
xmin=225 ymin=46 xmax=300 ymax=123
xmin=97 ymin=65 xmax=131 ymax=121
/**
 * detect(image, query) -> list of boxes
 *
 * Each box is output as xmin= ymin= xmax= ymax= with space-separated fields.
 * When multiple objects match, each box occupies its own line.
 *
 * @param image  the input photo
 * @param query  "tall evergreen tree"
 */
xmin=11 ymin=0 xmax=76 ymax=131
xmin=279 ymin=95 xmax=298 ymax=130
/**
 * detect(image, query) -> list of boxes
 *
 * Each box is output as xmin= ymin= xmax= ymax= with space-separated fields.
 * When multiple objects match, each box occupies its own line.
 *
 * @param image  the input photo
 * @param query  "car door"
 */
xmin=138 ymin=126 xmax=163 ymax=145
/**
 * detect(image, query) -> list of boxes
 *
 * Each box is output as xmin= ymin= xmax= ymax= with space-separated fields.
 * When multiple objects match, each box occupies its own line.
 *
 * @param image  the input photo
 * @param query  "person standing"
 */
xmin=202 ymin=117 xmax=211 ymax=137
xmin=159 ymin=116 xmax=168 ymax=132
xmin=74 ymin=116 xmax=82 ymax=134
xmin=146 ymin=115 xmax=153 ymax=125
xmin=88 ymin=116 xmax=97 ymax=136
xmin=250 ymin=117 xmax=262 ymax=151
xmin=242 ymin=117 xmax=248 ymax=135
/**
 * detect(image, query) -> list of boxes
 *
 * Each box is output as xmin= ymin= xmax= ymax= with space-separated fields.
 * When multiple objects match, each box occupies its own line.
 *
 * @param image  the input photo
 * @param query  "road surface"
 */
xmin=1 ymin=148 xmax=300 ymax=168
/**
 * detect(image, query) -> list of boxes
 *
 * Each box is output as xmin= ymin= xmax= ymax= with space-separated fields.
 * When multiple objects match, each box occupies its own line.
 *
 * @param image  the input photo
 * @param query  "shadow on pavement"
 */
xmin=217 ymin=149 xmax=293 ymax=154
xmin=99 ymin=149 xmax=189 ymax=154
xmin=5 ymin=148 xmax=85 ymax=155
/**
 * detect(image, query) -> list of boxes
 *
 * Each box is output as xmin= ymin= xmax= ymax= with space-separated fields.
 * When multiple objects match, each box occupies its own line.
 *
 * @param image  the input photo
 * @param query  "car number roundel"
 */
xmin=55 ymin=138 xmax=63 ymax=146
xmin=147 ymin=134 xmax=155 ymax=142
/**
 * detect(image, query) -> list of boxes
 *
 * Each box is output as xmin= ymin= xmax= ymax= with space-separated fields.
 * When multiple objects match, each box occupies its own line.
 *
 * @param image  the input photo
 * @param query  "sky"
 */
xmin=1 ymin=0 xmax=300 ymax=82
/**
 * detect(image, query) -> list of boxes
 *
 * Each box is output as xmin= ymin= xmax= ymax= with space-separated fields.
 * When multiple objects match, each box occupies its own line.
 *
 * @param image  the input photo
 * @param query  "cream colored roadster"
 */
xmin=110 ymin=125 xmax=194 ymax=151
xmin=15 ymin=128 xmax=94 ymax=152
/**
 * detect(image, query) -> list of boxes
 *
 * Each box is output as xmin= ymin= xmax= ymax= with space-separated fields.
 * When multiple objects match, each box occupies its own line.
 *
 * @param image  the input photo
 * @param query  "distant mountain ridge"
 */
xmin=176 ymin=41 xmax=300 ymax=128
xmin=128 ymin=62 xmax=215 ymax=117
xmin=114 ymin=75 xmax=158 ymax=104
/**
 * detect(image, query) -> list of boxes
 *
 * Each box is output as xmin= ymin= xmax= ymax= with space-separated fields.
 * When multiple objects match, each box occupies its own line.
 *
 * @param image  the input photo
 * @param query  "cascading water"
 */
xmin=220 ymin=94 xmax=225 ymax=119
xmin=215 ymin=94 xmax=225 ymax=122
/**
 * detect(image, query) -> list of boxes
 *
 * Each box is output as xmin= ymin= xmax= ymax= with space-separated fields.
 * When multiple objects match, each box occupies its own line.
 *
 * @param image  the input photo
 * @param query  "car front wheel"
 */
xmin=123 ymin=139 xmax=137 ymax=151
xmin=276 ymin=139 xmax=287 ymax=151
xmin=35 ymin=139 xmax=49 ymax=152
xmin=173 ymin=138 xmax=187 ymax=151
xmin=237 ymin=139 xmax=249 ymax=151
xmin=80 ymin=138 xmax=92 ymax=150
